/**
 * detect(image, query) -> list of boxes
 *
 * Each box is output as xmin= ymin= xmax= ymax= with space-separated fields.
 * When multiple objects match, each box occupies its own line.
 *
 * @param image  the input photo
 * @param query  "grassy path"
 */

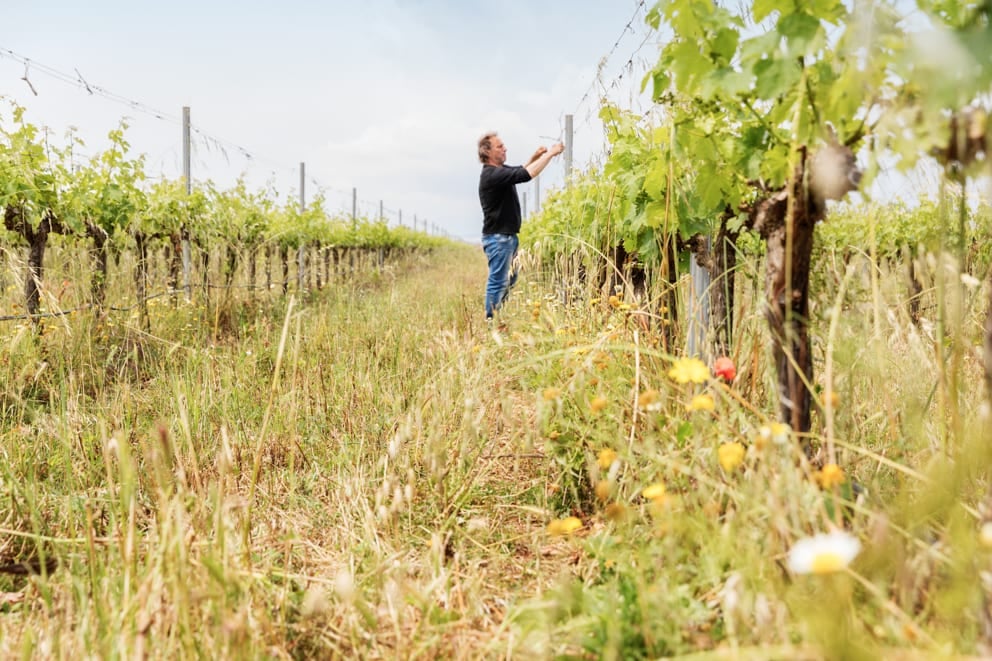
xmin=0 ymin=244 xmax=568 ymax=659
xmin=3 ymin=242 xmax=990 ymax=659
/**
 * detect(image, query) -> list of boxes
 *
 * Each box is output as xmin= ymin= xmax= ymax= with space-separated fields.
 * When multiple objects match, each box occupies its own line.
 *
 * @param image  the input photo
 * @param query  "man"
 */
xmin=477 ymin=131 xmax=564 ymax=321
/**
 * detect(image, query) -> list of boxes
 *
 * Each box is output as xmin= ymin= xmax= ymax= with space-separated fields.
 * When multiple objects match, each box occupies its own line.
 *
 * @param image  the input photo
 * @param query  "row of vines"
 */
xmin=0 ymin=101 xmax=443 ymax=327
xmin=522 ymin=0 xmax=992 ymax=441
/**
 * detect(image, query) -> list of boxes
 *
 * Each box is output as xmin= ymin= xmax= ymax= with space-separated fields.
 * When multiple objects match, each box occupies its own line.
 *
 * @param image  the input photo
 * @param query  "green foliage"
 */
xmin=0 ymin=99 xmax=440 ymax=264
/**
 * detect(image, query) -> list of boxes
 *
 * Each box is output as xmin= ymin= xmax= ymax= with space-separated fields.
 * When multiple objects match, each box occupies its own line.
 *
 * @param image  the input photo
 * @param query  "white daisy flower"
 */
xmin=961 ymin=273 xmax=981 ymax=290
xmin=787 ymin=531 xmax=861 ymax=574
xmin=980 ymin=522 xmax=992 ymax=549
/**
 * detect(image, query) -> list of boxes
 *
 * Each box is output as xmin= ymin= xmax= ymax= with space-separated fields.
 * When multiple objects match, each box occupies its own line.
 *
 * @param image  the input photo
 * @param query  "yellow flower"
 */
xmin=589 ymin=396 xmax=608 ymax=414
xmin=816 ymin=464 xmax=845 ymax=489
xmin=786 ymin=531 xmax=861 ymax=574
xmin=718 ymin=442 xmax=746 ymax=473
xmin=589 ymin=298 xmax=601 ymax=306
xmin=604 ymin=503 xmax=627 ymax=522
xmin=637 ymin=389 xmax=661 ymax=411
xmin=642 ymin=483 xmax=667 ymax=500
xmin=595 ymin=480 xmax=613 ymax=501
xmin=542 ymin=387 xmax=562 ymax=401
xmin=687 ymin=393 xmax=715 ymax=412
xmin=547 ymin=430 xmax=561 ymax=440
xmin=597 ymin=448 xmax=618 ymax=470
xmin=668 ymin=357 xmax=710 ymax=384
xmin=825 ymin=390 xmax=840 ymax=409
xmin=608 ymin=295 xmax=622 ymax=308
xmin=547 ymin=517 xmax=583 ymax=536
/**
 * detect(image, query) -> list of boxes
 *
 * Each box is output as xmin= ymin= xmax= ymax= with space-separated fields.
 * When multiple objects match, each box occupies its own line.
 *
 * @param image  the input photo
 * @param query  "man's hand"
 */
xmin=524 ymin=141 xmax=566 ymax=178
xmin=527 ymin=146 xmax=548 ymax=165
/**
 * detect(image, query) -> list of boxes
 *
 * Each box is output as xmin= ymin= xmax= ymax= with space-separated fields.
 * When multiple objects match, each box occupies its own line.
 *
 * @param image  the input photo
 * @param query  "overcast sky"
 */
xmin=0 ymin=0 xmax=658 ymax=242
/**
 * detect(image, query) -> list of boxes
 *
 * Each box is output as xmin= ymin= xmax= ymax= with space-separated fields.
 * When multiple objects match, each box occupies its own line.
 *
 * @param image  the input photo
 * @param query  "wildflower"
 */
xmin=772 ymin=423 xmax=791 ymax=444
xmin=713 ymin=356 xmax=736 ymax=382
xmin=702 ymin=501 xmax=722 ymax=518
xmin=816 ymin=464 xmax=845 ymax=489
xmin=981 ymin=521 xmax=992 ymax=549
xmin=590 ymin=298 xmax=601 ymax=306
xmin=604 ymin=503 xmax=627 ymax=522
xmin=589 ymin=396 xmax=608 ymax=414
xmin=334 ymin=568 xmax=356 ymax=602
xmin=642 ymin=483 xmax=667 ymax=500
xmin=786 ymin=531 xmax=861 ymax=574
xmin=547 ymin=517 xmax=583 ymax=536
xmin=595 ymin=480 xmax=613 ymax=501
xmin=824 ymin=390 xmax=840 ymax=409
xmin=668 ymin=357 xmax=710 ymax=385
xmin=542 ymin=387 xmax=562 ymax=401
xmin=608 ymin=295 xmax=622 ymax=308
xmin=597 ymin=448 xmax=618 ymax=470
xmin=759 ymin=422 xmax=791 ymax=445
xmin=687 ymin=393 xmax=715 ymax=412
xmin=637 ymin=389 xmax=662 ymax=411
xmin=718 ymin=442 xmax=746 ymax=473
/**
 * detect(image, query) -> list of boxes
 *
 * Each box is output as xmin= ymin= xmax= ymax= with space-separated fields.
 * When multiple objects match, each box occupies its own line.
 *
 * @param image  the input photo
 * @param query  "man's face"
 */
xmin=489 ymin=137 xmax=507 ymax=166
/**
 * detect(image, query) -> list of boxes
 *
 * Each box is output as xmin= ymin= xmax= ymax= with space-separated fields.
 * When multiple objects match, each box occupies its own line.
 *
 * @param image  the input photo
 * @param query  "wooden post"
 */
xmin=182 ymin=106 xmax=192 ymax=300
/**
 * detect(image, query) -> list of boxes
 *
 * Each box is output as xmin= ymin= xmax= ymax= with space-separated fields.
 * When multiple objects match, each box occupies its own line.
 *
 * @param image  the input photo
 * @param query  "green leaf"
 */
xmin=670 ymin=40 xmax=715 ymax=94
xmin=753 ymin=56 xmax=801 ymax=99
xmin=644 ymin=159 xmax=667 ymax=200
xmin=700 ymin=67 xmax=753 ymax=99
xmin=779 ymin=11 xmax=823 ymax=57
xmin=645 ymin=5 xmax=661 ymax=30
xmin=638 ymin=229 xmax=660 ymax=262
xmin=696 ymin=170 xmax=725 ymax=213
xmin=645 ymin=199 xmax=668 ymax=229
xmin=739 ymin=30 xmax=781 ymax=71
xmin=753 ymin=0 xmax=782 ymax=24
xmin=711 ymin=27 xmax=740 ymax=63
xmin=759 ymin=146 xmax=793 ymax=188
xmin=644 ymin=69 xmax=671 ymax=101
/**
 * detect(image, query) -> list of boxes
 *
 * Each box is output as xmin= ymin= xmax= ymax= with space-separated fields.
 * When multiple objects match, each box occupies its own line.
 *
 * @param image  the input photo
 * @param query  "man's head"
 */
xmin=478 ymin=132 xmax=507 ymax=166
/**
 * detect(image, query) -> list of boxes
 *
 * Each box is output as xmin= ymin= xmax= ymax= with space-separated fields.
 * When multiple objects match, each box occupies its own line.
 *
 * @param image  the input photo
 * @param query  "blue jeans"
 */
xmin=482 ymin=233 xmax=519 ymax=319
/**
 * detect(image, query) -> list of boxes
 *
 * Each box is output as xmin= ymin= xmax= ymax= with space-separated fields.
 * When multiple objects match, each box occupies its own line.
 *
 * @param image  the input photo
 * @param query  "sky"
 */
xmin=0 ymin=0 xmax=659 ymax=242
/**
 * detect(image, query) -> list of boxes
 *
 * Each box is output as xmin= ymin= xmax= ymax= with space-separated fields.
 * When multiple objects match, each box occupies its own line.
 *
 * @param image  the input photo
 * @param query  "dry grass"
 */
xmin=0 ymin=241 xmax=989 ymax=659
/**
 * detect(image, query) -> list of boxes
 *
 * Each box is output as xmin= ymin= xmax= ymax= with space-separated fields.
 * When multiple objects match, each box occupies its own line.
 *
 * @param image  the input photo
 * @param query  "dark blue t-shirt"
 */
xmin=479 ymin=164 xmax=532 ymax=235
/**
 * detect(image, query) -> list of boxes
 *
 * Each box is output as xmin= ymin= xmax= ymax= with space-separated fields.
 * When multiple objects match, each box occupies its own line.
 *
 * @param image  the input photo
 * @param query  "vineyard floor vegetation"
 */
xmin=0 ymin=240 xmax=989 ymax=659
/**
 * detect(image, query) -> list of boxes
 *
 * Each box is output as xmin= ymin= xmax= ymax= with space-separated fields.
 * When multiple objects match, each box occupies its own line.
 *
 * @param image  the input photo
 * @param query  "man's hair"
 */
xmin=478 ymin=131 xmax=498 ymax=164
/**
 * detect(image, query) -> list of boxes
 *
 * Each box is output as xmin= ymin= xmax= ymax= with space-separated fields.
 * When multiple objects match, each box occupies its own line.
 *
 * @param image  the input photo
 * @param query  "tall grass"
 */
xmin=0 ymin=234 xmax=989 ymax=659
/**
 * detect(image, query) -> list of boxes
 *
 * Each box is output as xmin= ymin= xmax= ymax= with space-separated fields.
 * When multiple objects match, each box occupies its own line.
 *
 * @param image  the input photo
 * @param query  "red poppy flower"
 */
xmin=713 ymin=356 xmax=736 ymax=382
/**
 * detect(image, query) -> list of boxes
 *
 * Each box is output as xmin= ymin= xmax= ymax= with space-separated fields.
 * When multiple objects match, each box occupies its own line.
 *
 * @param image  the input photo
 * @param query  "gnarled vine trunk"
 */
xmin=751 ymin=144 xmax=860 ymax=448
xmin=88 ymin=223 xmax=110 ymax=308
xmin=4 ymin=206 xmax=63 ymax=318
xmin=169 ymin=232 xmax=183 ymax=304
xmin=134 ymin=231 xmax=150 ymax=331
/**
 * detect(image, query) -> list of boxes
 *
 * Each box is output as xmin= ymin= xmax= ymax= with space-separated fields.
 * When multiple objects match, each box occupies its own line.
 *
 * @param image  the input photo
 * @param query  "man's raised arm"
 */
xmin=525 ymin=142 xmax=565 ymax=178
